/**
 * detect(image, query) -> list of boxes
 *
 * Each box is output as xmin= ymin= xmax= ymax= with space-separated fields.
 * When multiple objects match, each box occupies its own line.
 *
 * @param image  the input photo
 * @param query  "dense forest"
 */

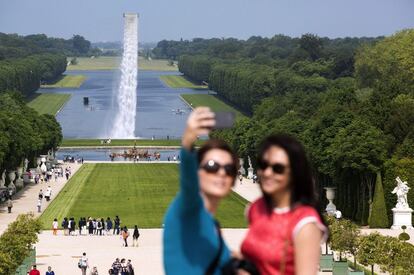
xmin=153 ymin=30 xmax=414 ymax=226
xmin=0 ymin=33 xmax=85 ymax=176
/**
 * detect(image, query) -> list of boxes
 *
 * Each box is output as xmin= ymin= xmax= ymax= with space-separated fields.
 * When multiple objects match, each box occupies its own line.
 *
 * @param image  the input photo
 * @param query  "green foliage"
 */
xmin=369 ymin=172 xmax=389 ymax=228
xmin=356 ymin=233 xmax=382 ymax=273
xmin=0 ymin=213 xmax=41 ymax=275
xmin=0 ymin=92 xmax=62 ymax=171
xmin=329 ymin=218 xmax=360 ymax=263
xmin=355 ymin=29 xmax=414 ymax=96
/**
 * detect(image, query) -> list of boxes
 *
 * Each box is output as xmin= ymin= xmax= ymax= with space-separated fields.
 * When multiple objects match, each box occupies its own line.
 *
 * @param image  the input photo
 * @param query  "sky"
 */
xmin=1 ymin=0 xmax=414 ymax=43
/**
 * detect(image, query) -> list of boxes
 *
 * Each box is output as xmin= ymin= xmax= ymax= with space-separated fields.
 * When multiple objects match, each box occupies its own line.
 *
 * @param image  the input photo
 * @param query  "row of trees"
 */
xmin=0 ymin=91 xmax=62 ymax=174
xmin=0 ymin=53 xmax=67 ymax=96
xmin=172 ymin=29 xmax=414 ymax=225
xmin=0 ymin=214 xmax=41 ymax=275
xmin=0 ymin=33 xmax=100 ymax=60
xmin=327 ymin=216 xmax=414 ymax=274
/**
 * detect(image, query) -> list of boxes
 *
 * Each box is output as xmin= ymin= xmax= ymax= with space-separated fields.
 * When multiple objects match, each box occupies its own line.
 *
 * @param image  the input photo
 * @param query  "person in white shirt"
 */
xmin=79 ymin=252 xmax=89 ymax=275
xmin=52 ymin=218 xmax=59 ymax=235
xmin=45 ymin=186 xmax=52 ymax=201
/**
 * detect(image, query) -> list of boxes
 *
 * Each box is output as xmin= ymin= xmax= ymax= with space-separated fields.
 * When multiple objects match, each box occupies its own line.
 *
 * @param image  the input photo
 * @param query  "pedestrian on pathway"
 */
xmin=114 ymin=216 xmax=120 ymax=235
xmin=111 ymin=258 xmax=121 ymax=275
xmin=106 ymin=217 xmax=112 ymax=235
xmin=65 ymin=168 xmax=70 ymax=180
xmin=45 ymin=186 xmax=52 ymax=201
xmin=29 ymin=265 xmax=40 ymax=275
xmin=62 ymin=217 xmax=69 ymax=236
xmin=239 ymin=173 xmax=243 ymax=185
xmin=90 ymin=266 xmax=98 ymax=275
xmin=163 ymin=107 xmax=239 ymax=274
xmin=79 ymin=252 xmax=89 ymax=275
xmin=7 ymin=198 xmax=12 ymax=213
xmin=78 ymin=217 xmax=83 ymax=235
xmin=38 ymin=189 xmax=43 ymax=200
xmin=122 ymin=226 xmax=129 ymax=247
xmin=52 ymin=218 xmax=58 ymax=235
xmin=120 ymin=259 xmax=128 ymax=275
xmin=127 ymin=259 xmax=135 ymax=275
xmin=88 ymin=218 xmax=94 ymax=235
xmin=46 ymin=266 xmax=55 ymax=275
xmin=37 ymin=199 xmax=42 ymax=213
xmin=97 ymin=218 xmax=103 ymax=236
xmin=132 ymin=225 xmax=140 ymax=247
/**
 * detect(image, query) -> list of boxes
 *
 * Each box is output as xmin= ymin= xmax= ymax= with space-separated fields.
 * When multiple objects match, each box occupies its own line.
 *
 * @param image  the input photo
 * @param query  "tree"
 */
xmin=369 ymin=171 xmax=389 ymax=228
xmin=0 ymin=213 xmax=41 ymax=274
xmin=299 ymin=33 xmax=324 ymax=61
xmin=72 ymin=35 xmax=91 ymax=55
xmin=328 ymin=119 xmax=387 ymax=224
xmin=357 ymin=233 xmax=381 ymax=275
xmin=329 ymin=218 xmax=360 ymax=263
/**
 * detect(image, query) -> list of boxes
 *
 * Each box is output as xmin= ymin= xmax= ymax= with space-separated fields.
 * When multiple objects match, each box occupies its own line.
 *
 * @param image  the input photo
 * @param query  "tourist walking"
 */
xmin=38 ymin=189 xmax=43 ymax=200
xmin=62 ymin=217 xmax=69 ymax=236
xmin=88 ymin=218 xmax=94 ymax=235
xmin=37 ymin=199 xmax=42 ymax=213
xmin=29 ymin=265 xmax=40 ymax=275
xmin=240 ymin=135 xmax=328 ymax=275
xmin=111 ymin=258 xmax=121 ymax=275
xmin=127 ymin=260 xmax=134 ymax=275
xmin=239 ymin=173 xmax=243 ymax=185
xmin=132 ymin=225 xmax=140 ymax=247
xmin=122 ymin=226 xmax=129 ymax=247
xmin=78 ymin=252 xmax=89 ymax=275
xmin=52 ymin=218 xmax=58 ymax=235
xmin=45 ymin=186 xmax=52 ymax=201
xmin=46 ymin=266 xmax=55 ymax=275
xmin=114 ymin=216 xmax=121 ymax=235
xmin=106 ymin=217 xmax=112 ymax=235
xmin=163 ymin=107 xmax=238 ymax=274
xmin=90 ymin=266 xmax=99 ymax=275
xmin=7 ymin=198 xmax=12 ymax=213
xmin=120 ymin=259 xmax=128 ymax=275
xmin=97 ymin=218 xmax=103 ymax=235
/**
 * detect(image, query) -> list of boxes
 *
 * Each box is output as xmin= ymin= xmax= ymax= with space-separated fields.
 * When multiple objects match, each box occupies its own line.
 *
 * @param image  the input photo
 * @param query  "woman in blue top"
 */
xmin=163 ymin=107 xmax=239 ymax=274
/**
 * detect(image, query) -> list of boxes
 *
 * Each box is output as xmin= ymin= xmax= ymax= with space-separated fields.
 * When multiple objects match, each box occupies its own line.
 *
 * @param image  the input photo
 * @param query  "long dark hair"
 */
xmin=257 ymin=134 xmax=326 ymax=224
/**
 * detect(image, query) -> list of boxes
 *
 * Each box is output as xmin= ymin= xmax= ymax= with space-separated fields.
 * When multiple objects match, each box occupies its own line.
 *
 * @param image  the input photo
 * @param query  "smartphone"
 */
xmin=214 ymin=112 xmax=235 ymax=129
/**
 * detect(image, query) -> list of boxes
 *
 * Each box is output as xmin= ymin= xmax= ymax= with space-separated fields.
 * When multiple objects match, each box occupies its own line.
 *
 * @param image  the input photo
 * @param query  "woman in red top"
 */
xmin=241 ymin=135 xmax=328 ymax=275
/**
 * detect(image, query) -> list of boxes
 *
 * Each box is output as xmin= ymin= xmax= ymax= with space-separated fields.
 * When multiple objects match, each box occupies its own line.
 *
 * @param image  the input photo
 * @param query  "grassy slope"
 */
xmin=41 ymin=75 xmax=87 ymax=88
xmin=27 ymin=93 xmax=71 ymax=115
xmin=67 ymin=57 xmax=177 ymax=71
xmin=160 ymin=75 xmax=207 ymax=89
xmin=181 ymin=94 xmax=245 ymax=118
xmin=39 ymin=163 xmax=247 ymax=228
xmin=60 ymin=139 xmax=204 ymax=147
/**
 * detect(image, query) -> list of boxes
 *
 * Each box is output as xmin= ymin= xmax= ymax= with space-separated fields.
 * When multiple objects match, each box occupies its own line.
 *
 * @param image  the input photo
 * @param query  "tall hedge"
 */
xmin=369 ymin=171 xmax=389 ymax=228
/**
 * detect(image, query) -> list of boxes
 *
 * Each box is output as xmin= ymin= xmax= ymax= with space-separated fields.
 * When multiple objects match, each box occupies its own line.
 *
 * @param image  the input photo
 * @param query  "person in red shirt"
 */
xmin=241 ymin=135 xmax=328 ymax=275
xmin=29 ymin=265 xmax=40 ymax=275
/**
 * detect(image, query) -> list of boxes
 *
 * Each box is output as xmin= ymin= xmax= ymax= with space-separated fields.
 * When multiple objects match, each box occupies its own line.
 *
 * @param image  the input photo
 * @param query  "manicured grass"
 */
xmin=181 ymin=94 xmax=245 ymax=118
xmin=60 ymin=139 xmax=204 ymax=147
xmin=67 ymin=57 xmax=177 ymax=71
xmin=27 ymin=93 xmax=71 ymax=115
xmin=41 ymin=75 xmax=87 ymax=88
xmin=160 ymin=75 xmax=207 ymax=89
xmin=39 ymin=163 xmax=248 ymax=228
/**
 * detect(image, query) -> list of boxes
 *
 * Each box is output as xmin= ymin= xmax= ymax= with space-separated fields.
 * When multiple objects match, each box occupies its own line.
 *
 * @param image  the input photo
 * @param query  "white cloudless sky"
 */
xmin=1 ymin=0 xmax=413 ymax=42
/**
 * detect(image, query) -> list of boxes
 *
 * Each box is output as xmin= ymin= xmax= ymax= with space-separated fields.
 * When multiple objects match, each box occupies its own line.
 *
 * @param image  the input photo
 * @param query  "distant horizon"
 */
xmin=1 ymin=0 xmax=413 ymax=43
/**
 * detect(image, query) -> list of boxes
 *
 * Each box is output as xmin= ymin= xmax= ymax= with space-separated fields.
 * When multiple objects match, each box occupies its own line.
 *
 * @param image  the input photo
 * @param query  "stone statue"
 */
xmin=392 ymin=177 xmax=410 ymax=209
xmin=24 ymin=158 xmax=29 ymax=172
xmin=248 ymin=156 xmax=252 ymax=169
xmin=0 ymin=169 xmax=5 ymax=188
xmin=247 ymin=156 xmax=254 ymax=179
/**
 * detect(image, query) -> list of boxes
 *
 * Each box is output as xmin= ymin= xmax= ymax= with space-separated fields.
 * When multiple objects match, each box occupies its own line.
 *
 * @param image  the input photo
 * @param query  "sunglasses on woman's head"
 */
xmin=257 ymin=159 xmax=288 ymax=174
xmin=200 ymin=160 xmax=238 ymax=177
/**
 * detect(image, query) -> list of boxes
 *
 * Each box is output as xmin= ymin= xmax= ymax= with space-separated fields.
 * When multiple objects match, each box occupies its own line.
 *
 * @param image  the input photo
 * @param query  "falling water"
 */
xmin=111 ymin=13 xmax=138 ymax=138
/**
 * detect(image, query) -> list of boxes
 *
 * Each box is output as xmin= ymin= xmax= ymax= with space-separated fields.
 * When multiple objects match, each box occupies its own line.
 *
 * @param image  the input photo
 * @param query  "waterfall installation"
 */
xmin=111 ymin=13 xmax=138 ymax=138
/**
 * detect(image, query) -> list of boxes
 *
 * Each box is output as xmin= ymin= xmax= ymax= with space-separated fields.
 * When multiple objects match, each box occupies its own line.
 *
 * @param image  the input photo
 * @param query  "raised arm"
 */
xmin=177 ymin=107 xmax=215 ymax=212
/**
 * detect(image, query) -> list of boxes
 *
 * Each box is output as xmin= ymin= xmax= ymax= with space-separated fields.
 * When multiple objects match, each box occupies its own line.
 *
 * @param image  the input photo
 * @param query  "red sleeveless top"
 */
xmin=241 ymin=198 xmax=327 ymax=275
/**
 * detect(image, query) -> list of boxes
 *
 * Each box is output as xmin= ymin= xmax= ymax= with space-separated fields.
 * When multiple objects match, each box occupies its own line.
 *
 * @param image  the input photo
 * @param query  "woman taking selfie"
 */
xmin=241 ymin=135 xmax=328 ymax=275
xmin=163 ymin=107 xmax=239 ymax=274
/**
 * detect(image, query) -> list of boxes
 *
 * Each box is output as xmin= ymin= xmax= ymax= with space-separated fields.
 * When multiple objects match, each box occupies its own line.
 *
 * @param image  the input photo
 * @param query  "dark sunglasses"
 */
xmin=257 ymin=159 xmax=288 ymax=174
xmin=200 ymin=160 xmax=238 ymax=177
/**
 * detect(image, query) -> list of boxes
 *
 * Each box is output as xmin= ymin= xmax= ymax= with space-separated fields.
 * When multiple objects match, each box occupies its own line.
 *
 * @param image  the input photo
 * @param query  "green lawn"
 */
xmin=181 ymin=94 xmax=246 ymax=118
xmin=67 ymin=57 xmax=177 ymax=71
xmin=27 ymin=93 xmax=71 ymax=115
xmin=41 ymin=75 xmax=87 ymax=88
xmin=60 ymin=139 xmax=205 ymax=147
xmin=160 ymin=75 xmax=207 ymax=89
xmin=39 ymin=163 xmax=248 ymax=228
